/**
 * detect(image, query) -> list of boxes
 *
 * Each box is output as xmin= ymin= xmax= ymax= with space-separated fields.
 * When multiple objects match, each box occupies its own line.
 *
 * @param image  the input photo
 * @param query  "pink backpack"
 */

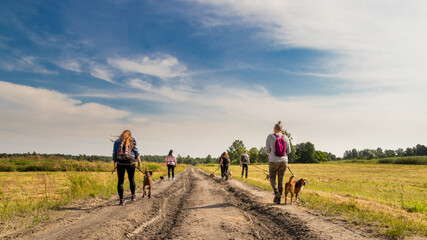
xmin=117 ymin=144 xmax=132 ymax=163
xmin=274 ymin=134 xmax=287 ymax=156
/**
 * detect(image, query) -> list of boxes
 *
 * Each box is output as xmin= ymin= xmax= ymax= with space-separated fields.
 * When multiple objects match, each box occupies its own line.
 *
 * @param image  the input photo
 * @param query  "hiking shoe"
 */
xmin=131 ymin=195 xmax=136 ymax=201
xmin=273 ymin=194 xmax=281 ymax=204
xmin=119 ymin=199 xmax=125 ymax=206
xmin=172 ymin=177 xmax=175 ymax=180
xmin=168 ymin=178 xmax=171 ymax=181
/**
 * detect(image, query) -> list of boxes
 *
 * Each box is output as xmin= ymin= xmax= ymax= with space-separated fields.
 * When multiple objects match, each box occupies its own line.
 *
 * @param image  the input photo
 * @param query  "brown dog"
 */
xmin=142 ymin=170 xmax=153 ymax=198
xmin=210 ymin=172 xmax=215 ymax=179
xmin=284 ymin=176 xmax=308 ymax=205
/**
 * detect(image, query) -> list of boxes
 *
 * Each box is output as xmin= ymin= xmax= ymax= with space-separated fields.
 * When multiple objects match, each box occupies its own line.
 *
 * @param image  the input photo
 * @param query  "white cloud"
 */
xmin=78 ymin=74 xmax=427 ymax=157
xmin=0 ymin=55 xmax=55 ymax=74
xmin=90 ymin=66 xmax=115 ymax=83
xmin=0 ymin=81 xmax=128 ymax=155
xmin=108 ymin=54 xmax=187 ymax=79
xmin=57 ymin=60 xmax=82 ymax=72
xmin=193 ymin=0 xmax=427 ymax=89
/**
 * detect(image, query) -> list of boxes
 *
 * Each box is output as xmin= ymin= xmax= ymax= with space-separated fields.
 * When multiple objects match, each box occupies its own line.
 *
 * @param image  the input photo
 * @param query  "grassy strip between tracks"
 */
xmin=0 ymin=162 xmax=186 ymax=228
xmin=197 ymin=163 xmax=427 ymax=239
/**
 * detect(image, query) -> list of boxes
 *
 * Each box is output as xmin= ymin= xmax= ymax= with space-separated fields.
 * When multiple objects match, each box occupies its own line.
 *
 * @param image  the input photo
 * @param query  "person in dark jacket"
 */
xmin=218 ymin=152 xmax=230 ymax=180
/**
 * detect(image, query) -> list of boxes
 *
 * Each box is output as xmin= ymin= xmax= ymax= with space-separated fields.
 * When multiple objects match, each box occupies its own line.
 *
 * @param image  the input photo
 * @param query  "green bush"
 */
xmin=378 ymin=156 xmax=427 ymax=165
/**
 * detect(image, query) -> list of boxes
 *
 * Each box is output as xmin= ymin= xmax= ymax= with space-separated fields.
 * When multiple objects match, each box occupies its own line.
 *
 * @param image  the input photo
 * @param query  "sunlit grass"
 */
xmin=0 ymin=163 xmax=185 ymax=227
xmin=198 ymin=163 xmax=427 ymax=239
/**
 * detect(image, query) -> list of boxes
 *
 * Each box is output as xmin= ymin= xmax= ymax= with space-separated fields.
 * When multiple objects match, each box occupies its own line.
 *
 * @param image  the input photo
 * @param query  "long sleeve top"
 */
xmin=265 ymin=133 xmax=291 ymax=162
xmin=166 ymin=154 xmax=177 ymax=165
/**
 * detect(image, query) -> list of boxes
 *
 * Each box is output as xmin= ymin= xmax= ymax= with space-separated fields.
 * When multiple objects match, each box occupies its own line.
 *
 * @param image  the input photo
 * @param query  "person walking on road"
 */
xmin=240 ymin=150 xmax=250 ymax=178
xmin=219 ymin=152 xmax=230 ymax=180
xmin=166 ymin=149 xmax=177 ymax=180
xmin=113 ymin=129 xmax=142 ymax=205
xmin=266 ymin=121 xmax=291 ymax=204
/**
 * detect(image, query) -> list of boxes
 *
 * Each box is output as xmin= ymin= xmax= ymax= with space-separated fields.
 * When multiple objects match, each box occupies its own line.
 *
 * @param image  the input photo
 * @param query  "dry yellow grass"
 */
xmin=0 ymin=163 xmax=185 ymax=226
xmin=198 ymin=163 xmax=427 ymax=239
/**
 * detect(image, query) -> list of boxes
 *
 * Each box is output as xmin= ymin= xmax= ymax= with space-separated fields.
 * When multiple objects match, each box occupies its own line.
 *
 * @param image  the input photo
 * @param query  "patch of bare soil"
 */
xmin=2 ymin=167 xmax=381 ymax=240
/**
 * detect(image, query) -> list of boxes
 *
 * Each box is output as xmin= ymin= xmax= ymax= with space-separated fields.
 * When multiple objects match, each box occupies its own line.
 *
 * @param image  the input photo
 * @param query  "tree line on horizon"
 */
xmin=0 ymin=131 xmax=337 ymax=165
xmin=343 ymin=144 xmax=427 ymax=160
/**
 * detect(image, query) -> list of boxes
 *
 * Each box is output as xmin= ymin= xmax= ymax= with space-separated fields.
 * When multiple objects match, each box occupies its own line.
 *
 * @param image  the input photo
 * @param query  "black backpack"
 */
xmin=241 ymin=154 xmax=248 ymax=163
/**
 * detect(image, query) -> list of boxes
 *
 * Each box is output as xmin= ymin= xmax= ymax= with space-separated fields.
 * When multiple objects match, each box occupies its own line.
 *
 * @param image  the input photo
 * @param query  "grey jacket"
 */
xmin=265 ymin=133 xmax=291 ymax=162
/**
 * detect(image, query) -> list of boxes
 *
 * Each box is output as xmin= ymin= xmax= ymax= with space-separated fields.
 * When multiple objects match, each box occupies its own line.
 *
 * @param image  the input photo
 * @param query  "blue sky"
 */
xmin=1 ymin=0 xmax=426 ymax=157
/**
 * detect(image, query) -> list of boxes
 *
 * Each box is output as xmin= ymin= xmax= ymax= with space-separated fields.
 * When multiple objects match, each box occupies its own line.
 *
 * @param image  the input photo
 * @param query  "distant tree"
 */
xmin=248 ymin=147 xmax=259 ymax=163
xmin=258 ymin=147 xmax=268 ymax=163
xmin=227 ymin=140 xmax=246 ymax=164
xmin=384 ymin=149 xmax=396 ymax=158
xmin=405 ymin=147 xmax=414 ymax=156
xmin=325 ymin=152 xmax=337 ymax=161
xmin=206 ymin=154 xmax=213 ymax=164
xmin=343 ymin=150 xmax=352 ymax=159
xmin=414 ymin=144 xmax=427 ymax=156
xmin=359 ymin=149 xmax=375 ymax=159
xmin=295 ymin=142 xmax=315 ymax=163
xmin=314 ymin=151 xmax=327 ymax=162
xmin=396 ymin=148 xmax=405 ymax=157
xmin=351 ymin=148 xmax=358 ymax=159
xmin=376 ymin=147 xmax=385 ymax=158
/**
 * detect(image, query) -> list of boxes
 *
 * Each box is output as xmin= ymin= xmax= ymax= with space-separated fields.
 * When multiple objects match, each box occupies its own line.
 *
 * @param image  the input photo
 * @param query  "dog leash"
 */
xmin=287 ymin=166 xmax=299 ymax=181
xmin=252 ymin=165 xmax=269 ymax=173
xmin=213 ymin=166 xmax=220 ymax=173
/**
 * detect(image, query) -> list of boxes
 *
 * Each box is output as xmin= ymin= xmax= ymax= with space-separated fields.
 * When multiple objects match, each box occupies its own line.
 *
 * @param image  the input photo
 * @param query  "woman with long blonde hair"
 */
xmin=113 ymin=129 xmax=142 ymax=205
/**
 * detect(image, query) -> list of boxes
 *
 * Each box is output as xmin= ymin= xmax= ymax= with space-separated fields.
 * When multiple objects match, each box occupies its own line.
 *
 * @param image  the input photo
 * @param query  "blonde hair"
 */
xmin=274 ymin=121 xmax=283 ymax=132
xmin=119 ymin=130 xmax=134 ymax=148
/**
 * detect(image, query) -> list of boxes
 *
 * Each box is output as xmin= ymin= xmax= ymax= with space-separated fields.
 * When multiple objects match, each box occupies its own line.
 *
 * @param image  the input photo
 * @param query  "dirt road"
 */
xmin=5 ymin=167 xmax=375 ymax=240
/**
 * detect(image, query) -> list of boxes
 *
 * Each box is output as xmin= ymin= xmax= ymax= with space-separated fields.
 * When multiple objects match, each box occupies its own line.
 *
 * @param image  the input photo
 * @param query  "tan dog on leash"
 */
xmin=284 ymin=176 xmax=308 ymax=204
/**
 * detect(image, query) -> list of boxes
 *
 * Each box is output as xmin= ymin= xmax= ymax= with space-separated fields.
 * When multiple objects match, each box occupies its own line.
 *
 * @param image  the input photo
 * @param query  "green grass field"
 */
xmin=0 ymin=156 xmax=113 ymax=172
xmin=198 ymin=162 xmax=427 ymax=239
xmin=0 ymin=160 xmax=185 ymax=227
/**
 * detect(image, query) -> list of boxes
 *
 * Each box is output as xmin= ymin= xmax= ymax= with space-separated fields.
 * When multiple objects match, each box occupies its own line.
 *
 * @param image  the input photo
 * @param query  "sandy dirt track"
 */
xmin=4 ymin=167 xmax=376 ymax=240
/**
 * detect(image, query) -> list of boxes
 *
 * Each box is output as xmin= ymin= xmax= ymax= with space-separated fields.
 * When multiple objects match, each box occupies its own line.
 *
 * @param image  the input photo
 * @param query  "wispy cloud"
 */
xmin=193 ymin=0 xmax=427 ymax=89
xmin=108 ymin=54 xmax=187 ymax=79
xmin=90 ymin=66 xmax=115 ymax=83
xmin=0 ymin=55 xmax=56 ymax=74
xmin=57 ymin=60 xmax=82 ymax=72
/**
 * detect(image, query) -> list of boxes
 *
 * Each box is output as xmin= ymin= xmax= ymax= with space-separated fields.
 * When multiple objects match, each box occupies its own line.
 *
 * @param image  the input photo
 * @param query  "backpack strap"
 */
xmin=274 ymin=133 xmax=285 ymax=139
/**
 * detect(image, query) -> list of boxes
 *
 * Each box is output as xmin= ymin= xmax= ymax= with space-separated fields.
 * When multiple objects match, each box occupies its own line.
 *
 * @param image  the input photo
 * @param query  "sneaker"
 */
xmin=273 ymin=194 xmax=281 ymax=204
xmin=168 ymin=178 xmax=171 ymax=181
xmin=172 ymin=178 xmax=175 ymax=180
xmin=131 ymin=195 xmax=136 ymax=201
xmin=119 ymin=199 xmax=125 ymax=206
